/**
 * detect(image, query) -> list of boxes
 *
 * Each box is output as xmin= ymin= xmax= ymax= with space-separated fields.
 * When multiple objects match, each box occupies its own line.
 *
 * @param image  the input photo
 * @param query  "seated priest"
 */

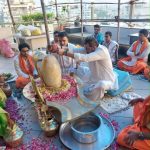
xmin=48 ymin=31 xmax=77 ymax=73
xmin=117 ymin=95 xmax=150 ymax=150
xmin=103 ymin=31 xmax=119 ymax=64
xmin=144 ymin=53 xmax=150 ymax=81
xmin=118 ymin=29 xmax=150 ymax=74
xmin=14 ymin=43 xmax=38 ymax=89
xmin=52 ymin=36 xmax=118 ymax=101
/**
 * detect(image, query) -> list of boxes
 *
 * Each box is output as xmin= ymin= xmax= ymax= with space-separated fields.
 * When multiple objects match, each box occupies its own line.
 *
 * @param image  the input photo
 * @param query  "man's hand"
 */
xmin=57 ymin=49 xmax=65 ymax=55
xmin=129 ymin=98 xmax=144 ymax=106
xmin=124 ymin=131 xmax=139 ymax=146
xmin=47 ymin=44 xmax=59 ymax=53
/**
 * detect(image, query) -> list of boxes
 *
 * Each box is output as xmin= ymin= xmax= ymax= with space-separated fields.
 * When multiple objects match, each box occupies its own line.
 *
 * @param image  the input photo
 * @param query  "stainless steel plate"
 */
xmin=59 ymin=114 xmax=115 ymax=150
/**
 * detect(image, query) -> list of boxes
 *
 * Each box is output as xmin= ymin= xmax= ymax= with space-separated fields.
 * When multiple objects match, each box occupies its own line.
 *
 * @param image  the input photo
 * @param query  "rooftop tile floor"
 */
xmin=0 ymin=55 xmax=149 ymax=150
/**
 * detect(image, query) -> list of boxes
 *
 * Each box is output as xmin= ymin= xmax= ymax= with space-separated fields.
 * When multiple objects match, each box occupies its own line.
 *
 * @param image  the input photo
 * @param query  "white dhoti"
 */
xmin=83 ymin=72 xmax=118 ymax=101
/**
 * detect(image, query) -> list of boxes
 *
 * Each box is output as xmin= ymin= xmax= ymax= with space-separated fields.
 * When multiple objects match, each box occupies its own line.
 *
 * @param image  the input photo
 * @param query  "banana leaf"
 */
xmin=0 ymin=88 xmax=7 ymax=108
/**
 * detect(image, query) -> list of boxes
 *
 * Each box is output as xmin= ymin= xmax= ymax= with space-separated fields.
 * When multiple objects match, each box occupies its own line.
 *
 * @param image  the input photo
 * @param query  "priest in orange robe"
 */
xmin=117 ymin=96 xmax=150 ymax=150
xmin=118 ymin=29 xmax=149 ymax=74
xmin=14 ymin=43 xmax=38 ymax=88
xmin=144 ymin=53 xmax=150 ymax=81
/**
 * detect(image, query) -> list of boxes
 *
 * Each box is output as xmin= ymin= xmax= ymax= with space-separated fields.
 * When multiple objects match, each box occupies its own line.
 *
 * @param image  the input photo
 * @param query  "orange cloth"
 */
xmin=16 ymin=54 xmax=34 ymax=88
xmin=137 ymin=96 xmax=150 ymax=127
xmin=118 ymin=56 xmax=147 ymax=74
xmin=132 ymin=38 xmax=149 ymax=55
xmin=117 ymin=96 xmax=150 ymax=150
xmin=16 ymin=76 xmax=30 ymax=89
xmin=117 ymin=39 xmax=148 ymax=74
xmin=19 ymin=54 xmax=34 ymax=75
xmin=144 ymin=67 xmax=150 ymax=80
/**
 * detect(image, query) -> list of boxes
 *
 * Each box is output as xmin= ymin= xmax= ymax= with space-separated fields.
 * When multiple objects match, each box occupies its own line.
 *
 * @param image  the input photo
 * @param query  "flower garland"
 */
xmin=37 ymin=75 xmax=77 ymax=105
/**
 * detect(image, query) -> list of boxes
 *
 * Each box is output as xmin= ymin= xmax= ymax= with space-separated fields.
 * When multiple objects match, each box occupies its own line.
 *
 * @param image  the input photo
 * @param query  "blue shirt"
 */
xmin=93 ymin=32 xmax=104 ymax=45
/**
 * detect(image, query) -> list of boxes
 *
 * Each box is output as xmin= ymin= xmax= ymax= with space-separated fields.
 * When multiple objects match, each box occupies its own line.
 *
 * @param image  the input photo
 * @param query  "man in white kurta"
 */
xmin=49 ymin=31 xmax=90 ymax=79
xmin=103 ymin=31 xmax=119 ymax=64
xmin=52 ymin=36 xmax=117 ymax=101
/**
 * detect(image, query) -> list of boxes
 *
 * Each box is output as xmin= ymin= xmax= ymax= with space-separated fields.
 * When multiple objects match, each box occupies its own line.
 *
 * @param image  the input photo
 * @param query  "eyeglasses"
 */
xmin=22 ymin=50 xmax=29 ymax=53
xmin=105 ymin=36 xmax=109 ymax=38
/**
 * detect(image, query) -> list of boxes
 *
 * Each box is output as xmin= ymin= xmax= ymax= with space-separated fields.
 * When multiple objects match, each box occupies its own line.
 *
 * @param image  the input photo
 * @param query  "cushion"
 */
xmin=107 ymin=69 xmax=132 ymax=96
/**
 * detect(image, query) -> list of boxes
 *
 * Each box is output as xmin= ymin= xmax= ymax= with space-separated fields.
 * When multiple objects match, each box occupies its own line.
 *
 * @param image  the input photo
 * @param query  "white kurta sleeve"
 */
xmin=73 ymin=47 xmax=86 ymax=54
xmin=110 ymin=45 xmax=118 ymax=57
xmin=14 ymin=58 xmax=29 ymax=78
xmin=74 ymin=48 xmax=106 ymax=62
xmin=127 ymin=44 xmax=135 ymax=57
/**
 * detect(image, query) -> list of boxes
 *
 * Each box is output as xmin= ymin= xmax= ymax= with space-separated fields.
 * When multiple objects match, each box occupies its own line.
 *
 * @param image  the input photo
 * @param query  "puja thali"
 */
xmin=59 ymin=114 xmax=115 ymax=150
xmin=23 ymin=76 xmax=99 ymax=123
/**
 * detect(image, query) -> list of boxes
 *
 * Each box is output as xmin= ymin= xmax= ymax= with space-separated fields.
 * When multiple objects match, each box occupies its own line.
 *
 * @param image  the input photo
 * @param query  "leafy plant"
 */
xmin=22 ymin=12 xmax=54 ymax=22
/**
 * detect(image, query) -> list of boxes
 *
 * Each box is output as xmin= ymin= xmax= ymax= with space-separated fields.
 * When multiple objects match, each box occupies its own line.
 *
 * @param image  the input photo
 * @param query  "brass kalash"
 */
xmin=29 ymin=75 xmax=61 ymax=137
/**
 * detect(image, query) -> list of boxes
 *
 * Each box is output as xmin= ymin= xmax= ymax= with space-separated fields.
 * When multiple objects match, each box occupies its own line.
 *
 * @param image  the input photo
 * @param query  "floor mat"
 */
xmin=100 ymin=92 xmax=141 ymax=114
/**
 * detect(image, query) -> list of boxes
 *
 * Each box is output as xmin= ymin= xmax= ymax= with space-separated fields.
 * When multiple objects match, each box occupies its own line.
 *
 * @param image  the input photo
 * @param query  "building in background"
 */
xmin=0 ymin=0 xmax=5 ymax=23
xmin=0 ymin=0 xmax=35 ymax=23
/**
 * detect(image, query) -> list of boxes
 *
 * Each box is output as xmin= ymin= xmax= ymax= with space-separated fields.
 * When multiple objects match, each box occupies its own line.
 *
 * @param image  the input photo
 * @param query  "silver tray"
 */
xmin=59 ymin=114 xmax=115 ymax=150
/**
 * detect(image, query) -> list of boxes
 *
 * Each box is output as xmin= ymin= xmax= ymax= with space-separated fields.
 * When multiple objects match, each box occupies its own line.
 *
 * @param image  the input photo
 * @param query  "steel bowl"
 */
xmin=71 ymin=113 xmax=102 ymax=144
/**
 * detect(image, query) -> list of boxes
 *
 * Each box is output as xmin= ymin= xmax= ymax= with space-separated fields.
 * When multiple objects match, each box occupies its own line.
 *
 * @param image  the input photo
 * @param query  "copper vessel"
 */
xmin=4 ymin=125 xmax=23 ymax=148
xmin=2 ymin=83 xmax=12 ymax=97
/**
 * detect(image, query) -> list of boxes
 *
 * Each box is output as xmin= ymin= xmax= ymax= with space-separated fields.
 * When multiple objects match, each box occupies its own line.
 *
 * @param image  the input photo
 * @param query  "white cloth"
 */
xmin=127 ymin=42 xmax=150 ymax=60
xmin=103 ymin=40 xmax=119 ymax=63
xmin=122 ymin=42 xmax=150 ymax=67
xmin=73 ymin=45 xmax=116 ymax=101
xmin=14 ymin=55 xmax=37 ymax=78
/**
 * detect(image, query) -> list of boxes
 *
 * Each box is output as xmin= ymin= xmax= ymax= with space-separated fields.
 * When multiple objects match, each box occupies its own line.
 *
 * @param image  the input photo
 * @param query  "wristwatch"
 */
xmin=138 ymin=132 xmax=145 ymax=140
xmin=64 ymin=49 xmax=69 ymax=55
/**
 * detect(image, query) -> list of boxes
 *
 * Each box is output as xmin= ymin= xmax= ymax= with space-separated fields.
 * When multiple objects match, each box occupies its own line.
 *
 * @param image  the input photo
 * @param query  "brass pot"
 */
xmin=38 ymin=106 xmax=61 ymax=137
xmin=4 ymin=126 xmax=23 ymax=148
xmin=5 ymin=137 xmax=23 ymax=148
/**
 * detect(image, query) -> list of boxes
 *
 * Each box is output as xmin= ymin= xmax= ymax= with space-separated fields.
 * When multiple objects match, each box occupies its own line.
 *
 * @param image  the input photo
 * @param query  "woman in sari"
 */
xmin=118 ymin=29 xmax=149 ymax=74
xmin=117 ymin=96 xmax=150 ymax=150
xmin=14 ymin=43 xmax=38 ymax=88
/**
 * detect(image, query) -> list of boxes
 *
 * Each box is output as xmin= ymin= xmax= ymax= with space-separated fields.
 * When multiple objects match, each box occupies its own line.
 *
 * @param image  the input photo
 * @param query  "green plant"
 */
xmin=22 ymin=12 xmax=54 ymax=22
